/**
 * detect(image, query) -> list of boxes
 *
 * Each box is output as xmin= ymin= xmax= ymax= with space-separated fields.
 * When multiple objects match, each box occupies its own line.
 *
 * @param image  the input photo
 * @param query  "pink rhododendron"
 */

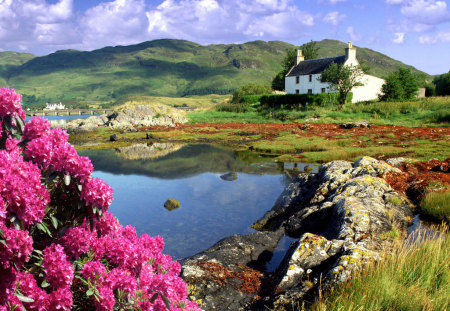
xmin=0 ymin=87 xmax=25 ymax=119
xmin=42 ymin=244 xmax=74 ymax=288
xmin=0 ymin=150 xmax=50 ymax=226
xmin=0 ymin=225 xmax=33 ymax=268
xmin=81 ymin=177 xmax=114 ymax=212
xmin=0 ymin=87 xmax=200 ymax=311
xmin=23 ymin=116 xmax=50 ymax=141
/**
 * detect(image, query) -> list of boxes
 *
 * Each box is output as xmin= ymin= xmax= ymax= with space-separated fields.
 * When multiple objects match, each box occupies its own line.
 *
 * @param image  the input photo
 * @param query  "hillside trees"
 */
xmin=320 ymin=62 xmax=365 ymax=108
xmin=380 ymin=68 xmax=418 ymax=101
xmin=433 ymin=72 xmax=450 ymax=96
xmin=272 ymin=40 xmax=320 ymax=90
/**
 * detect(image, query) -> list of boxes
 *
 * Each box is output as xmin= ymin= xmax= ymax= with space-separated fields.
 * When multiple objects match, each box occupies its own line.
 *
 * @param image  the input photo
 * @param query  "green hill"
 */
xmin=0 ymin=39 xmax=432 ymax=108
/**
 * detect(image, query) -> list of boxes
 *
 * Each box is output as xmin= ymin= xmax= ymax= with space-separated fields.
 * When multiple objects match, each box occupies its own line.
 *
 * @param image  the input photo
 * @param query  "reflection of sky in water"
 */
xmin=93 ymin=170 xmax=285 ymax=259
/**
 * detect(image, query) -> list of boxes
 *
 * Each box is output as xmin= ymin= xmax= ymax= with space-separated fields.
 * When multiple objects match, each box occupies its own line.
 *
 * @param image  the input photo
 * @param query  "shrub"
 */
xmin=258 ymin=93 xmax=352 ymax=110
xmin=0 ymin=87 xmax=200 ymax=311
xmin=380 ymin=68 xmax=419 ymax=101
xmin=231 ymin=84 xmax=270 ymax=104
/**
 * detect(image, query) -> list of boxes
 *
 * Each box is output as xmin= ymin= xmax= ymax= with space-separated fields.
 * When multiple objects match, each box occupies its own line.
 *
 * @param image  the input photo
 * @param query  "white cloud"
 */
xmin=401 ymin=0 xmax=450 ymax=25
xmin=323 ymin=11 xmax=346 ymax=25
xmin=385 ymin=0 xmax=404 ymax=4
xmin=0 ymin=0 xmax=77 ymax=50
xmin=393 ymin=32 xmax=405 ymax=43
xmin=318 ymin=0 xmax=347 ymax=4
xmin=80 ymin=0 xmax=149 ymax=49
xmin=146 ymin=0 xmax=314 ymax=43
xmin=419 ymin=31 xmax=450 ymax=43
xmin=346 ymin=26 xmax=361 ymax=41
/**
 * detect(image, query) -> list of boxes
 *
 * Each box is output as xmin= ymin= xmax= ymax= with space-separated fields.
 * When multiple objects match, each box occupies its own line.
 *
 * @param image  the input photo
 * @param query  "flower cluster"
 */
xmin=0 ymin=87 xmax=25 ymax=119
xmin=0 ymin=87 xmax=200 ymax=311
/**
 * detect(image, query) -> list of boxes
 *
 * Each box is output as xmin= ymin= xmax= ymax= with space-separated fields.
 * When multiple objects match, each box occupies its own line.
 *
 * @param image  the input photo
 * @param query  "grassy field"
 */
xmin=308 ymin=226 xmax=449 ymax=311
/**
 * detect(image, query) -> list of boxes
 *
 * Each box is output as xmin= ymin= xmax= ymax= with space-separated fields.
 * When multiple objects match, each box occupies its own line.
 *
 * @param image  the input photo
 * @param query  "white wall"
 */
xmin=285 ymin=74 xmax=331 ymax=95
xmin=352 ymin=74 xmax=385 ymax=102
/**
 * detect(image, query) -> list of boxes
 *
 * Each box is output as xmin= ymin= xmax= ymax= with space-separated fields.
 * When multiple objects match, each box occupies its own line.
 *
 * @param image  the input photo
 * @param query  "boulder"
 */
xmin=164 ymin=198 xmax=180 ymax=211
xmin=340 ymin=120 xmax=370 ymax=129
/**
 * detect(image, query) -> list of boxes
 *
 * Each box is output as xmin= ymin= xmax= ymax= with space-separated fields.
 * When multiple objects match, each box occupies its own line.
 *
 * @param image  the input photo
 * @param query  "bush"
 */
xmin=259 ymin=93 xmax=352 ymax=110
xmin=380 ymin=68 xmax=419 ymax=101
xmin=0 ymin=87 xmax=200 ymax=311
xmin=231 ymin=84 xmax=270 ymax=104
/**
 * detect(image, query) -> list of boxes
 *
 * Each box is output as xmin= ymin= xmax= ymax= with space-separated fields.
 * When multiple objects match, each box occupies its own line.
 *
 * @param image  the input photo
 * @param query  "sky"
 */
xmin=0 ymin=0 xmax=449 ymax=75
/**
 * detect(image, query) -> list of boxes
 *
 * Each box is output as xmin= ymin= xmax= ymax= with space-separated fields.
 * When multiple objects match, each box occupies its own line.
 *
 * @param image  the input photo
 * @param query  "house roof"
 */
xmin=286 ymin=55 xmax=346 ymax=77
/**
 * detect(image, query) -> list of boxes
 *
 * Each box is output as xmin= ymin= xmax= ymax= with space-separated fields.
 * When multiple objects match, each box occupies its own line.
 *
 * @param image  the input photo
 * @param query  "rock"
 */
xmin=385 ymin=157 xmax=413 ymax=167
xmin=303 ymin=165 xmax=313 ymax=173
xmin=181 ymin=229 xmax=284 ymax=310
xmin=220 ymin=172 xmax=237 ymax=181
xmin=164 ymin=198 xmax=180 ymax=211
xmin=340 ymin=120 xmax=370 ymax=129
xmin=109 ymin=134 xmax=118 ymax=141
xmin=116 ymin=143 xmax=183 ymax=160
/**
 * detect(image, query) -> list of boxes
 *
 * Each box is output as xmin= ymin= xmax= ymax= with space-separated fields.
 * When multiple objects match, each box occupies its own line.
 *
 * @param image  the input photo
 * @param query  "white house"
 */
xmin=285 ymin=42 xmax=385 ymax=102
xmin=43 ymin=102 xmax=66 ymax=111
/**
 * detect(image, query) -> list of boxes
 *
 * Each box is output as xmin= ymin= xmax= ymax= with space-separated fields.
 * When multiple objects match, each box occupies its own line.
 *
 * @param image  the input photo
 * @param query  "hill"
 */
xmin=0 ymin=39 xmax=432 ymax=108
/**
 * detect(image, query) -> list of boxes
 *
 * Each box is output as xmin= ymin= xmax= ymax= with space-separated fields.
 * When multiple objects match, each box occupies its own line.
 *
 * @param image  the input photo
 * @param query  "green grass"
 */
xmin=420 ymin=191 xmax=450 ymax=222
xmin=309 ymin=226 xmax=449 ymax=311
xmin=188 ymin=110 xmax=273 ymax=123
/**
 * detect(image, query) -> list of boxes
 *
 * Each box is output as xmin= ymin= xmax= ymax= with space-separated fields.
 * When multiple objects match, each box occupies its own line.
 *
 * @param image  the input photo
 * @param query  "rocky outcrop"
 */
xmin=181 ymin=157 xmax=414 ymax=310
xmin=62 ymin=103 xmax=187 ymax=132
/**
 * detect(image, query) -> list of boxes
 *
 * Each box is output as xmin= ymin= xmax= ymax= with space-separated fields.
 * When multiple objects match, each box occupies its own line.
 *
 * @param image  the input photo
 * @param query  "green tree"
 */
xmin=272 ymin=41 xmax=320 ymax=91
xmin=300 ymin=40 xmax=319 ymax=60
xmin=380 ymin=68 xmax=418 ymax=101
xmin=433 ymin=72 xmax=450 ymax=96
xmin=320 ymin=62 xmax=364 ymax=108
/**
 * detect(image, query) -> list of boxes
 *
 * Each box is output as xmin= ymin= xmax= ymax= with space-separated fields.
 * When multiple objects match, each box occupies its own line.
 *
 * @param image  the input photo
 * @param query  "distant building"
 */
xmin=43 ymin=102 xmax=66 ymax=110
xmin=285 ymin=42 xmax=385 ymax=102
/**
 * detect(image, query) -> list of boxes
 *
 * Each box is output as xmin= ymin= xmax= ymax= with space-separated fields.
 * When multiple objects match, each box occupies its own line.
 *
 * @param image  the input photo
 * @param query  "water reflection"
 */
xmin=80 ymin=144 xmax=316 ymax=259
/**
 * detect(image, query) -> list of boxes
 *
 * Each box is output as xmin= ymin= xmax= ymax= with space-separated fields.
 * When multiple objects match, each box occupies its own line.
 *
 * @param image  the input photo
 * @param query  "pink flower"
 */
xmin=104 ymin=268 xmax=137 ymax=295
xmin=81 ymin=261 xmax=106 ymax=284
xmin=0 ymin=87 xmax=25 ymax=119
xmin=23 ymin=117 xmax=50 ymax=141
xmin=48 ymin=287 xmax=72 ymax=311
xmin=59 ymin=226 xmax=96 ymax=259
xmin=0 ymin=150 xmax=50 ymax=226
xmin=17 ymin=272 xmax=49 ymax=311
xmin=94 ymin=286 xmax=115 ymax=311
xmin=0 ymin=225 xmax=33 ymax=268
xmin=42 ymin=244 xmax=74 ymax=288
xmin=81 ymin=177 xmax=113 ymax=213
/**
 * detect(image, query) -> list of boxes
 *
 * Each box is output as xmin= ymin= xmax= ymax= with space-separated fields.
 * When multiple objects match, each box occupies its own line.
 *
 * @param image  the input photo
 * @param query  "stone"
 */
xmin=220 ymin=172 xmax=237 ymax=181
xmin=164 ymin=198 xmax=180 ymax=211
xmin=340 ymin=120 xmax=370 ymax=129
xmin=109 ymin=134 xmax=118 ymax=141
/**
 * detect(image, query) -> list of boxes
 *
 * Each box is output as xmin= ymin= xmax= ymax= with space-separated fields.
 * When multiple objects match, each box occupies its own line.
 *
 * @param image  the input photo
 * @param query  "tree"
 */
xmin=320 ymin=62 xmax=365 ymax=108
xmin=380 ymin=68 xmax=418 ymax=101
xmin=433 ymin=72 xmax=450 ymax=96
xmin=272 ymin=41 xmax=320 ymax=91
xmin=300 ymin=40 xmax=319 ymax=60
xmin=231 ymin=83 xmax=269 ymax=103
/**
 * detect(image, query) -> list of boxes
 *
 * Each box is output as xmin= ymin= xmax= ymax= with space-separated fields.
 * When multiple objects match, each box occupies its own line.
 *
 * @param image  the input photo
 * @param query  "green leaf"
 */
xmin=15 ymin=293 xmax=34 ymax=303
xmin=160 ymin=294 xmax=171 ymax=310
xmin=0 ymin=240 xmax=7 ymax=248
xmin=50 ymin=216 xmax=58 ymax=230
xmin=149 ymin=293 xmax=159 ymax=303
xmin=41 ymin=279 xmax=50 ymax=288
xmin=0 ymin=228 xmax=5 ymax=239
xmin=86 ymin=288 xmax=94 ymax=297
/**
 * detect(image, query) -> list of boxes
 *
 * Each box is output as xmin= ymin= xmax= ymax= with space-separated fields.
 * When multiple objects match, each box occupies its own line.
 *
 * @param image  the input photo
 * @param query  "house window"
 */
xmin=308 ymin=89 xmax=313 ymax=94
xmin=309 ymin=75 xmax=312 ymax=82
xmin=296 ymin=89 xmax=300 ymax=94
xmin=296 ymin=76 xmax=299 ymax=84
xmin=321 ymin=88 xmax=326 ymax=93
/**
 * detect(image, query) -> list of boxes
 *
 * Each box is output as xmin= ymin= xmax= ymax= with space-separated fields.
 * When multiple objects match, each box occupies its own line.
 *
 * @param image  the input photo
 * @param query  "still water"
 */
xmin=25 ymin=114 xmax=98 ymax=126
xmin=79 ymin=144 xmax=315 ymax=262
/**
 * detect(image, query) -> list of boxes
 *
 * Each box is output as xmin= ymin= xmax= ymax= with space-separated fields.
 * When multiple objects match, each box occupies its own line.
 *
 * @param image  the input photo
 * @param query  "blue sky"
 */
xmin=1 ymin=0 xmax=449 ymax=75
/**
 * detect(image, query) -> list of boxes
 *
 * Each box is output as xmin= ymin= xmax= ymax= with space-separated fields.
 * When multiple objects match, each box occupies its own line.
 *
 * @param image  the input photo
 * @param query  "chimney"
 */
xmin=345 ymin=41 xmax=356 ymax=62
xmin=295 ymin=49 xmax=305 ymax=65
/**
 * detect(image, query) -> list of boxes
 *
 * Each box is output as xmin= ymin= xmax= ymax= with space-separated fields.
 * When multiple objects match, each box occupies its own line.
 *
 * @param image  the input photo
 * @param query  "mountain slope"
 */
xmin=0 ymin=51 xmax=35 ymax=85
xmin=1 ymin=39 xmax=432 ymax=108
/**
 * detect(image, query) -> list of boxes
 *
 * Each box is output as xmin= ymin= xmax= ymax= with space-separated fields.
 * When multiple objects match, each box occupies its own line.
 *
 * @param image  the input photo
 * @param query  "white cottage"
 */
xmin=285 ymin=42 xmax=385 ymax=102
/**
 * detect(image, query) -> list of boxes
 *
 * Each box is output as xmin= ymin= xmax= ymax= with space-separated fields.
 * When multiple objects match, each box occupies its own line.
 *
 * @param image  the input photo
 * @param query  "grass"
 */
xmin=188 ymin=110 xmax=273 ymax=123
xmin=420 ymin=191 xmax=450 ymax=222
xmin=309 ymin=226 xmax=449 ymax=311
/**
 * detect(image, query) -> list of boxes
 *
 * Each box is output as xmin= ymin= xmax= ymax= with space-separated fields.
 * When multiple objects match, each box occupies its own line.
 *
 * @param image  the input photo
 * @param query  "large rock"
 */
xmin=180 ymin=157 xmax=414 ymax=311
xmin=181 ymin=229 xmax=284 ymax=310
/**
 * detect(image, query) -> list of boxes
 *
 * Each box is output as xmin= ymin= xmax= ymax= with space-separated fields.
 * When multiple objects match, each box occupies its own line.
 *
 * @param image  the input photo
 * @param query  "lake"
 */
xmin=25 ymin=114 xmax=98 ymax=126
xmin=79 ymin=144 xmax=316 ymax=268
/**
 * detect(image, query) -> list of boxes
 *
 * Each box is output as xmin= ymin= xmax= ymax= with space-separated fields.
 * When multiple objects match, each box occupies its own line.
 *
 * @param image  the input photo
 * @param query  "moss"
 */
xmin=388 ymin=196 xmax=403 ymax=205
xmin=164 ymin=198 xmax=180 ymax=211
